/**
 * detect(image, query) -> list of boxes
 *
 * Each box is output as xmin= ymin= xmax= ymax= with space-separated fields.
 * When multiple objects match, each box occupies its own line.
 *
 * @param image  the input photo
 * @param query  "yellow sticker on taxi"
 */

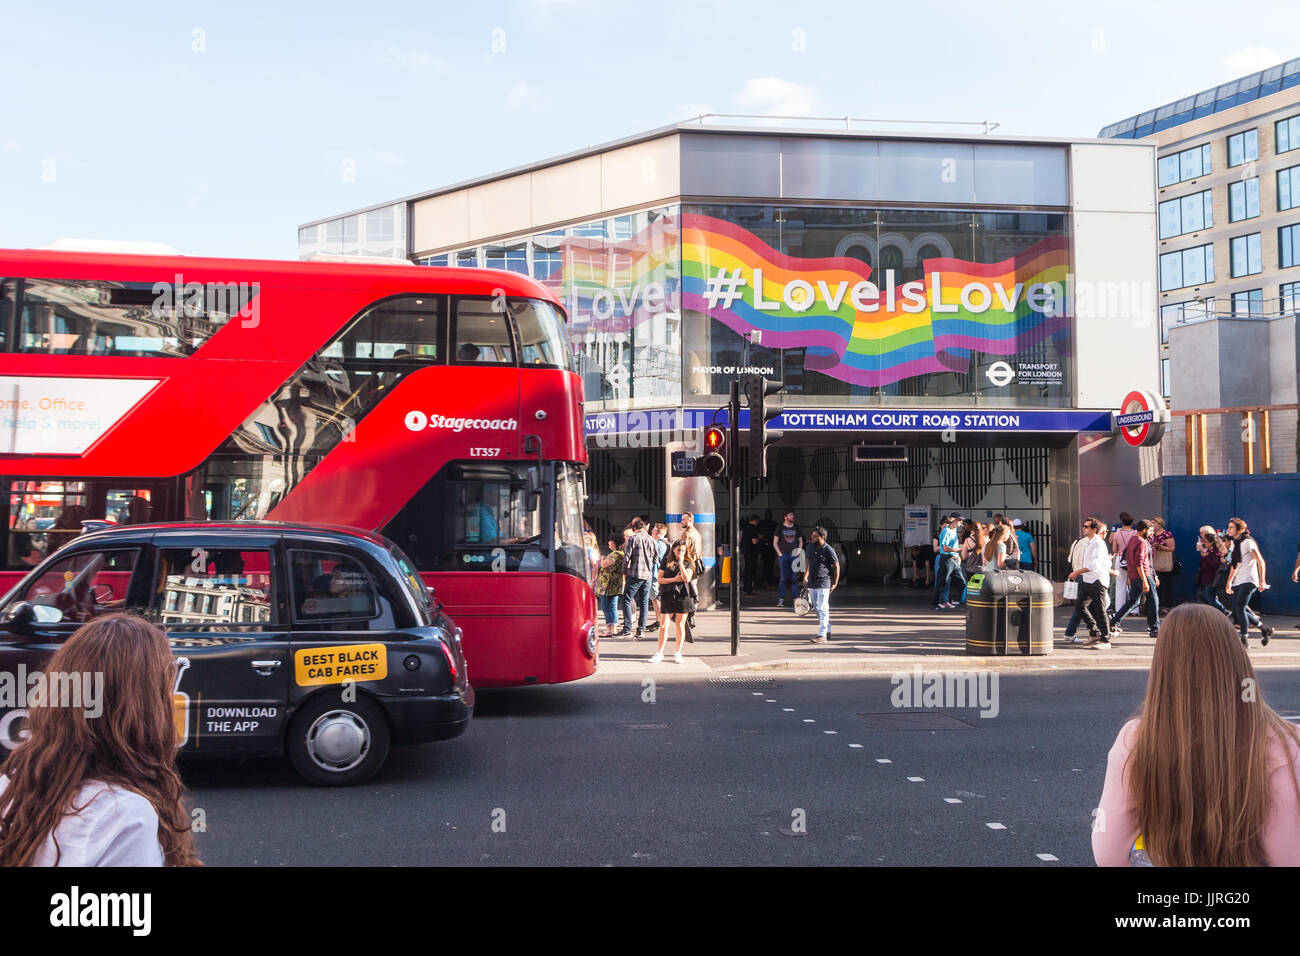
xmin=294 ymin=644 xmax=388 ymax=686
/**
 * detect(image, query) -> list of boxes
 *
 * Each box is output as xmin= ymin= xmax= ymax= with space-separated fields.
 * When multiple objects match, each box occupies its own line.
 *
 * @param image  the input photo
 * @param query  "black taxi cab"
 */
xmin=0 ymin=522 xmax=473 ymax=786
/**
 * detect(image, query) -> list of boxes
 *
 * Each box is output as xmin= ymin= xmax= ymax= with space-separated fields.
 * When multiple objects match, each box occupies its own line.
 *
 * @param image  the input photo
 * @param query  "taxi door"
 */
xmin=146 ymin=534 xmax=290 ymax=754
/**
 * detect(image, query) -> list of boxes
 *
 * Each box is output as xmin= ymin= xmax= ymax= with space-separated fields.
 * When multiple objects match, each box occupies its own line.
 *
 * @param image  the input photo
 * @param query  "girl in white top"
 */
xmin=0 ymin=613 xmax=201 ymax=867
xmin=982 ymin=525 xmax=1009 ymax=575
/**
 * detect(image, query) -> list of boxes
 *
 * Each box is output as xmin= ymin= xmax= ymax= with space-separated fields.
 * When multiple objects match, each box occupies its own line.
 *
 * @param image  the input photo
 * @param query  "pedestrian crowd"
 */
xmin=929 ymin=513 xmax=1038 ymax=611
xmin=587 ymin=514 xmax=704 ymax=664
xmin=1062 ymin=512 xmax=1276 ymax=649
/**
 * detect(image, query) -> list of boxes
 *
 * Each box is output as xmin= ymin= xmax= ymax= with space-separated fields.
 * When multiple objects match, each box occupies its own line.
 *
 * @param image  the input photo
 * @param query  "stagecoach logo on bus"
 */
xmin=404 ymin=412 xmax=520 ymax=432
xmin=150 ymin=275 xmax=260 ymax=328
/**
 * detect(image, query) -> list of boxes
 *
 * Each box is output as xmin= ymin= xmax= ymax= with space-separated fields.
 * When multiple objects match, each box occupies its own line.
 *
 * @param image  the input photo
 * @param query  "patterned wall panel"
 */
xmin=935 ymin=446 xmax=997 ymax=509
xmin=890 ymin=448 xmax=932 ymax=502
xmin=1005 ymin=447 xmax=1050 ymax=504
xmin=771 ymin=446 xmax=806 ymax=508
xmin=846 ymin=458 xmax=887 ymax=508
xmin=809 ymin=448 xmax=841 ymax=501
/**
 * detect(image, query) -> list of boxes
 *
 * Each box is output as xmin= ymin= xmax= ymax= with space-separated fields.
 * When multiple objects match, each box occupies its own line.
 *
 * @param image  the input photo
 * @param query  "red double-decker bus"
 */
xmin=0 ymin=249 xmax=596 ymax=686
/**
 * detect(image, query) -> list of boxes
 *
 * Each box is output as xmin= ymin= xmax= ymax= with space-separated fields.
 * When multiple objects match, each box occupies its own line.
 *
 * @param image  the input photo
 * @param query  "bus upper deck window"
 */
xmin=453 ymin=297 xmax=514 ymax=365
xmin=511 ymin=298 xmax=573 ymax=372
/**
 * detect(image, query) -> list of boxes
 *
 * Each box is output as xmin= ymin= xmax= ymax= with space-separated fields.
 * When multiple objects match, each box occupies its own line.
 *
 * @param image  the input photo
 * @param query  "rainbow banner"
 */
xmin=681 ymin=213 xmax=1070 ymax=387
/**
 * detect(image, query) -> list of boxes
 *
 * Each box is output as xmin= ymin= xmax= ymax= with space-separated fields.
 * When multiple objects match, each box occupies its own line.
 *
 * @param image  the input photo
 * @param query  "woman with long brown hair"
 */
xmin=1094 ymin=603 xmax=1300 ymax=866
xmin=0 ymin=613 xmax=201 ymax=866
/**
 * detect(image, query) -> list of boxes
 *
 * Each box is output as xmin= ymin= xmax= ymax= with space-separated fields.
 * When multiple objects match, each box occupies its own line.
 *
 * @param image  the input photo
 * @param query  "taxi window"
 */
xmin=23 ymin=548 xmax=140 ymax=624
xmin=290 ymin=551 xmax=379 ymax=622
xmin=151 ymin=548 xmax=274 ymax=627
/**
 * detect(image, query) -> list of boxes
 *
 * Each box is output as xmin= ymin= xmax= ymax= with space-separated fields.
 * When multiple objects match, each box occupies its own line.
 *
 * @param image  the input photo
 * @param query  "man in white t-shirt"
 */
xmin=1225 ymin=517 xmax=1273 ymax=647
xmin=1064 ymin=518 xmax=1113 ymax=647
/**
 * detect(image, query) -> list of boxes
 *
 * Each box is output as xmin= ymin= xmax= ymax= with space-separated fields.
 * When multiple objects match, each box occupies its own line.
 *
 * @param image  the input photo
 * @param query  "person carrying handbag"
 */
xmin=1150 ymin=517 xmax=1177 ymax=613
xmin=648 ymin=540 xmax=696 ymax=664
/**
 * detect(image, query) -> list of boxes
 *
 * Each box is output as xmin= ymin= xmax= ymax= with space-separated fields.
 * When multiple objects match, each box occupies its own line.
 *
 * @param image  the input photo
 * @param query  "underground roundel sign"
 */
xmin=1116 ymin=390 xmax=1165 ymax=447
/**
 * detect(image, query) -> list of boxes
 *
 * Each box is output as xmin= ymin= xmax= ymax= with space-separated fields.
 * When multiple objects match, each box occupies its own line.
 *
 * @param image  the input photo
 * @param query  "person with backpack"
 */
xmin=1225 ymin=517 xmax=1274 ymax=647
xmin=1109 ymin=520 xmax=1160 ymax=637
xmin=620 ymin=519 xmax=660 ymax=639
xmin=1109 ymin=513 xmax=1138 ymax=625
xmin=1093 ymin=604 xmax=1300 ymax=866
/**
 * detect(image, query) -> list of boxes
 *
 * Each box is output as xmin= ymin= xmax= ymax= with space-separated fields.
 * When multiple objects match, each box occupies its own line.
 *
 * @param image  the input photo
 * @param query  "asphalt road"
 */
xmin=184 ymin=668 xmax=1300 ymax=866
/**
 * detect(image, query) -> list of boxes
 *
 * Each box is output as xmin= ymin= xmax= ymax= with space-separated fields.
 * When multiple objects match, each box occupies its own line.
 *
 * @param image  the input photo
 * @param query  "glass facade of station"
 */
xmin=419 ymin=203 xmax=1074 ymax=414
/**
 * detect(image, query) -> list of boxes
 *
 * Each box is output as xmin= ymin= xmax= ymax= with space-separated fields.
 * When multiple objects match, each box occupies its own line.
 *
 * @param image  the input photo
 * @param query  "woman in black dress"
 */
xmin=649 ymin=539 xmax=695 ymax=664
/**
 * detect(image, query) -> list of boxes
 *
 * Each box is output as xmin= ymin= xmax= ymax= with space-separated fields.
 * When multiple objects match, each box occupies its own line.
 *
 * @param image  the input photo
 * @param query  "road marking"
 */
xmin=802 ymin=719 xmax=816 ymax=723
xmin=876 ymin=758 xmax=892 ymax=764
xmin=765 ymin=699 xmax=776 ymax=702
xmin=783 ymin=708 xmax=795 ymax=712
xmin=907 ymin=776 xmax=924 ymax=782
xmin=848 ymin=744 xmax=863 ymax=749
xmin=823 ymin=730 xmax=838 ymax=735
xmin=944 ymin=798 xmax=962 ymax=804
xmin=751 ymin=692 xmax=763 ymax=696
xmin=1037 ymin=853 xmax=1059 ymax=862
xmin=987 ymin=822 xmax=1007 ymax=830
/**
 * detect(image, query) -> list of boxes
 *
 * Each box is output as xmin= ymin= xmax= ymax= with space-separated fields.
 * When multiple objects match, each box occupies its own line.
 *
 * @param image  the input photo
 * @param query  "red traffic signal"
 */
xmin=698 ymin=425 xmax=728 ymax=479
xmin=703 ymin=426 xmax=726 ymax=451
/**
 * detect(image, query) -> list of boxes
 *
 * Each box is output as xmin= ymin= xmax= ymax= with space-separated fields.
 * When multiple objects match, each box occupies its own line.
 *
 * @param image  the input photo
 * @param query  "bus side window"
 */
xmin=453 ymin=297 xmax=514 ymax=365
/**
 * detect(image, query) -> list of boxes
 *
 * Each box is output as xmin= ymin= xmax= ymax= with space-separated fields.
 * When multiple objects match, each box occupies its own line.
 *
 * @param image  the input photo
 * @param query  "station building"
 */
xmin=300 ymin=121 xmax=1161 ymax=587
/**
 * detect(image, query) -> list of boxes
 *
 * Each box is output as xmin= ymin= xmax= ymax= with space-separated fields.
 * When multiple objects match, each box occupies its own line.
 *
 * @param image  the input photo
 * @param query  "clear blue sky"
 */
xmin=1 ymin=0 xmax=1297 ymax=259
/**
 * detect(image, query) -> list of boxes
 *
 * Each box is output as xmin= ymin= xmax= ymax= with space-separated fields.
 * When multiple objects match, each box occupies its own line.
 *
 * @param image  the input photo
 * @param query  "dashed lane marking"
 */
xmin=876 ymin=758 xmax=892 ymax=764
xmin=944 ymin=798 xmax=963 ymax=804
xmin=987 ymin=823 xmax=1007 ymax=830
xmin=1037 ymin=853 xmax=1059 ymax=862
xmin=907 ymin=776 xmax=925 ymax=782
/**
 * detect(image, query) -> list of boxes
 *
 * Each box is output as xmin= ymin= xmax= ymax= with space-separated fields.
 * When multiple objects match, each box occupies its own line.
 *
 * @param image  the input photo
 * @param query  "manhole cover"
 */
xmin=855 ymin=712 xmax=976 ymax=731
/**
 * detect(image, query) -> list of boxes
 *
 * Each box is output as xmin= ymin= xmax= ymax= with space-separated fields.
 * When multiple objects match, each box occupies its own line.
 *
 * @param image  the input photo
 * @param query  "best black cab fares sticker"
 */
xmin=294 ymin=644 xmax=388 ymax=686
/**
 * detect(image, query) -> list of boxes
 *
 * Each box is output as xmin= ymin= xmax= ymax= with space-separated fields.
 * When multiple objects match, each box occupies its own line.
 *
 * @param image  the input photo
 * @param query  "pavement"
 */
xmin=594 ymin=582 xmax=1300 ymax=678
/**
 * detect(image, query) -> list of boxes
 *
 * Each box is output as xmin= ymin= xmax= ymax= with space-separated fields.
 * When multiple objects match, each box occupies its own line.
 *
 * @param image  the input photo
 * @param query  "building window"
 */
xmin=1227 ymin=129 xmax=1259 ymax=168
xmin=1159 ymin=243 xmax=1214 ymax=291
xmin=1157 ymin=143 xmax=1212 ymax=187
xmin=1278 ymin=166 xmax=1300 ymax=213
xmin=1159 ymin=189 xmax=1213 ymax=238
xmin=1282 ymin=281 xmax=1300 ymax=313
xmin=1230 ymin=234 xmax=1262 ymax=277
xmin=1228 ymin=179 xmax=1260 ymax=222
xmin=455 ymin=249 xmax=479 ymax=269
xmin=418 ymin=254 xmax=449 ymax=267
xmin=1281 ymin=224 xmax=1300 ymax=269
xmin=1160 ymin=357 xmax=1170 ymax=399
xmin=1231 ymin=289 xmax=1263 ymax=317
xmin=1278 ymin=114 xmax=1300 ymax=154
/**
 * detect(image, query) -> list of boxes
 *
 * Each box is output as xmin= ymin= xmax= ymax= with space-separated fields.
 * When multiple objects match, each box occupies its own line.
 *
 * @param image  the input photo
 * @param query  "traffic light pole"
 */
xmin=729 ymin=379 xmax=740 ymax=655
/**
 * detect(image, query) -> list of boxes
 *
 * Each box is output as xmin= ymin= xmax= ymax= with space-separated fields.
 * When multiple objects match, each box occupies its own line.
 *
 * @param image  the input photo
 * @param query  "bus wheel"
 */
xmin=287 ymin=694 xmax=391 ymax=787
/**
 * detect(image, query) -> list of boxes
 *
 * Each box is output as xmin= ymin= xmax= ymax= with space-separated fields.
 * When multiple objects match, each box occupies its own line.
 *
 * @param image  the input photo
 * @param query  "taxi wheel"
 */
xmin=287 ymin=693 xmax=391 ymax=787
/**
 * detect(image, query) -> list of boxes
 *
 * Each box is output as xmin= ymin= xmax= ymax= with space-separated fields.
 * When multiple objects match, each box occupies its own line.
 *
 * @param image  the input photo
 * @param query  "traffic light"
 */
xmin=743 ymin=375 xmax=784 ymax=478
xmin=698 ymin=425 xmax=728 ymax=479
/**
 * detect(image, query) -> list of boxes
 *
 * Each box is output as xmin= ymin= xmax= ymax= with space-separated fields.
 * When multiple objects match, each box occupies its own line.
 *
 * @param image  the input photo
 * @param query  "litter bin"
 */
xmin=965 ymin=569 xmax=1054 ymax=656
